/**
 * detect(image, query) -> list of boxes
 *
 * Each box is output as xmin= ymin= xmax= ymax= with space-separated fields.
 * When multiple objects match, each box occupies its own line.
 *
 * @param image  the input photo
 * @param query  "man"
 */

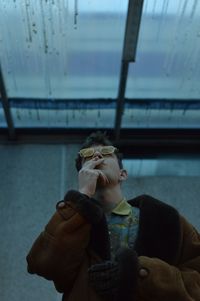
xmin=27 ymin=131 xmax=200 ymax=301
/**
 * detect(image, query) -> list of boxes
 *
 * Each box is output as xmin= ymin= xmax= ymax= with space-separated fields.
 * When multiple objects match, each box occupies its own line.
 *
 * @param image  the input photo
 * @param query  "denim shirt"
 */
xmin=106 ymin=199 xmax=140 ymax=260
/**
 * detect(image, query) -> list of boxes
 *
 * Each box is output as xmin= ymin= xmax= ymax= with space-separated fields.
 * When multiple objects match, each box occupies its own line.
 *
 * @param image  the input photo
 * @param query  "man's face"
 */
xmin=80 ymin=145 xmax=127 ymax=187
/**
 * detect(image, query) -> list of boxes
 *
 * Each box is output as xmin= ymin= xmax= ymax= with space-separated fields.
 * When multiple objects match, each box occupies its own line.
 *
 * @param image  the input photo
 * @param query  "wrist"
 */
xmin=79 ymin=189 xmax=93 ymax=198
xmin=64 ymin=190 xmax=103 ymax=224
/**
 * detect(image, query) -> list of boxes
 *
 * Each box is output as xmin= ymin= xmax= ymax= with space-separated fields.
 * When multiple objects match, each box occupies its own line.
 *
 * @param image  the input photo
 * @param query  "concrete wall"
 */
xmin=0 ymin=144 xmax=200 ymax=301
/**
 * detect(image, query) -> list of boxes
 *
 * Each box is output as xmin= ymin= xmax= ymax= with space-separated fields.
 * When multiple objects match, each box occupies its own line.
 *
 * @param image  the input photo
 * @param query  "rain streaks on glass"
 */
xmin=0 ymin=0 xmax=128 ymax=99
xmin=126 ymin=0 xmax=200 ymax=99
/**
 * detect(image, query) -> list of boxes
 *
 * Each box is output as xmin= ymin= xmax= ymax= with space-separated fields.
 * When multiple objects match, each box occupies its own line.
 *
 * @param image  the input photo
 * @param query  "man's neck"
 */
xmin=94 ymin=185 xmax=124 ymax=214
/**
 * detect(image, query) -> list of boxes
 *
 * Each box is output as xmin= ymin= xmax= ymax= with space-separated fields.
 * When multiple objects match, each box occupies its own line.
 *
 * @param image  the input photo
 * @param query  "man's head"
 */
xmin=75 ymin=131 xmax=123 ymax=172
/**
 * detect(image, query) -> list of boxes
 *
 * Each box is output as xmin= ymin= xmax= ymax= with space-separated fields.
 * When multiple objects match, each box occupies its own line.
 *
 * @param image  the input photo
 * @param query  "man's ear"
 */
xmin=119 ymin=169 xmax=128 ymax=181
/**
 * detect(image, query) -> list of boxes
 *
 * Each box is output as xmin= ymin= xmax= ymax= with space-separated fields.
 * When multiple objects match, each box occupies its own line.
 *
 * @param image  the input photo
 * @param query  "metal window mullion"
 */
xmin=0 ymin=65 xmax=15 ymax=139
xmin=114 ymin=0 xmax=144 ymax=141
xmin=115 ymin=61 xmax=129 ymax=141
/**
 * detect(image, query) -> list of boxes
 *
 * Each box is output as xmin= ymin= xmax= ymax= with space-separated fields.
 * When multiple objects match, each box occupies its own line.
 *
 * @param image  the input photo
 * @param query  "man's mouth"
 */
xmin=95 ymin=163 xmax=105 ymax=169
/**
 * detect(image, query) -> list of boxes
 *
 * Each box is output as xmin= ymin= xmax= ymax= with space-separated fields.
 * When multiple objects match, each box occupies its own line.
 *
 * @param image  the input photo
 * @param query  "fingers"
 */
xmin=89 ymin=261 xmax=118 ymax=273
xmin=97 ymin=170 xmax=109 ymax=185
xmin=78 ymin=157 xmax=108 ymax=196
xmin=82 ymin=158 xmax=105 ymax=169
xmin=88 ymin=261 xmax=119 ymax=292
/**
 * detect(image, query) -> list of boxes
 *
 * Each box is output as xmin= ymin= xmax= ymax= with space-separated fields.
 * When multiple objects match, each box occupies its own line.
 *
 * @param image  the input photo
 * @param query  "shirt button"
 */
xmin=57 ymin=201 xmax=65 ymax=209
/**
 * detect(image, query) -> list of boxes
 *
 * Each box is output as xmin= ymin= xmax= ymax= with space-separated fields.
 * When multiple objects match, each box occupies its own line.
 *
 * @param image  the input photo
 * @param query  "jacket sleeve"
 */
xmin=26 ymin=190 xmax=103 ymax=294
xmin=136 ymin=216 xmax=200 ymax=301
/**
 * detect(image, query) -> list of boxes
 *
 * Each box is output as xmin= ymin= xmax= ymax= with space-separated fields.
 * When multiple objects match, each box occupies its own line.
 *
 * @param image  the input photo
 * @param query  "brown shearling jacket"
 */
xmin=26 ymin=191 xmax=200 ymax=301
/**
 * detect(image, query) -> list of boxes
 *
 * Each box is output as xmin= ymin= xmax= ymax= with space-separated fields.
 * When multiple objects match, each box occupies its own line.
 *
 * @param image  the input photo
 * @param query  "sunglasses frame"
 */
xmin=79 ymin=146 xmax=118 ymax=158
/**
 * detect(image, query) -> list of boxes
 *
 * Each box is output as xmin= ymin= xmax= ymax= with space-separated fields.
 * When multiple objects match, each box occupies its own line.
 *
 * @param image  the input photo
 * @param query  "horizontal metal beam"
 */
xmin=5 ymin=98 xmax=200 ymax=110
xmin=0 ymin=128 xmax=200 ymax=157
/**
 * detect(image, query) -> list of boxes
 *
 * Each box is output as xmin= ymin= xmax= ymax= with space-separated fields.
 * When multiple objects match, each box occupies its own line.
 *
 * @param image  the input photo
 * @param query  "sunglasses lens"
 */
xmin=79 ymin=148 xmax=94 ymax=158
xmin=101 ymin=146 xmax=115 ymax=155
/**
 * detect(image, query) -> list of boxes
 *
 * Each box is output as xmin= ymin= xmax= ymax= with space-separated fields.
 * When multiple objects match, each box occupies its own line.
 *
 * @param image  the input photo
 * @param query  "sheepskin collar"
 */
xmin=90 ymin=194 xmax=181 ymax=264
xmin=128 ymin=195 xmax=181 ymax=265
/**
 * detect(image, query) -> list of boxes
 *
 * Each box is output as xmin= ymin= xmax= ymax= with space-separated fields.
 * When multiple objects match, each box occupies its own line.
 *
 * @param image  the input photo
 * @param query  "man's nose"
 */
xmin=93 ymin=150 xmax=103 ymax=159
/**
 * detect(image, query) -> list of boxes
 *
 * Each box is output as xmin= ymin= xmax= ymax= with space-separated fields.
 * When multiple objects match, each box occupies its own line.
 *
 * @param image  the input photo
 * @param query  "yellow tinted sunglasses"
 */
xmin=79 ymin=146 xmax=118 ymax=158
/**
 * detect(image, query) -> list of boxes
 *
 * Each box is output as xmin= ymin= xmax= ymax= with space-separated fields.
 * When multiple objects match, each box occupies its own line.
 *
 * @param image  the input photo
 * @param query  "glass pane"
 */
xmin=0 ymin=100 xmax=7 ymax=128
xmin=10 ymin=100 xmax=115 ymax=128
xmin=126 ymin=0 xmax=200 ymax=99
xmin=122 ymin=103 xmax=200 ymax=128
xmin=123 ymin=157 xmax=200 ymax=176
xmin=0 ymin=0 xmax=127 ymax=99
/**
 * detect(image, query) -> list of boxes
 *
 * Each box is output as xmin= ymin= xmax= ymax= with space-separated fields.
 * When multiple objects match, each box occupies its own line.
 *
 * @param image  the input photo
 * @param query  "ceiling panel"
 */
xmin=126 ymin=0 xmax=200 ymax=99
xmin=0 ymin=0 xmax=128 ymax=99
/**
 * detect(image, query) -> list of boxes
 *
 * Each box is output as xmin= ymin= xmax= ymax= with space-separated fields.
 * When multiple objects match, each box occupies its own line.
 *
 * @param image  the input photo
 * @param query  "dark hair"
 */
xmin=75 ymin=131 xmax=123 ymax=171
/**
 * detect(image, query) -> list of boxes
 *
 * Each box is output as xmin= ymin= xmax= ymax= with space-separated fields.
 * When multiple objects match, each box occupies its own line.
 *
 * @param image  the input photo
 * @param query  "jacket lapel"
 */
xmin=129 ymin=195 xmax=181 ymax=264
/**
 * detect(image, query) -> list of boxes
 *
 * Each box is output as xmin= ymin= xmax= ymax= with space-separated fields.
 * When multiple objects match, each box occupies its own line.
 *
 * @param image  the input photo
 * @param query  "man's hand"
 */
xmin=78 ymin=158 xmax=109 ymax=197
xmin=88 ymin=260 xmax=119 ymax=300
xmin=88 ymin=248 xmax=140 ymax=301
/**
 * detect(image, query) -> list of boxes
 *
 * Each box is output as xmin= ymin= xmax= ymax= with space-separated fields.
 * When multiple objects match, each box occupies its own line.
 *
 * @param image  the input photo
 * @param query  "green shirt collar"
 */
xmin=112 ymin=198 xmax=132 ymax=216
